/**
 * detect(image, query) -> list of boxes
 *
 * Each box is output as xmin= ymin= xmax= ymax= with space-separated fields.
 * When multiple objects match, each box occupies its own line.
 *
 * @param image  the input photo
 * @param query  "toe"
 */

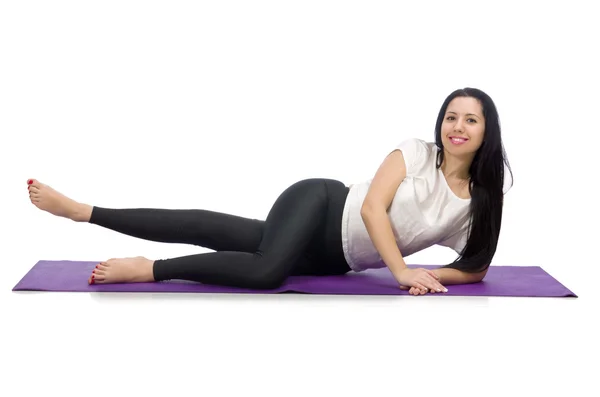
xmin=93 ymin=270 xmax=106 ymax=281
xmin=91 ymin=273 xmax=105 ymax=283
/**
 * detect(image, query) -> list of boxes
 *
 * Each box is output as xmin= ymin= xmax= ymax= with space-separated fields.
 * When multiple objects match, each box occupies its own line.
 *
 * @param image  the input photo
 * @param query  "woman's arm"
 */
xmin=432 ymin=267 xmax=488 ymax=285
xmin=361 ymin=204 xmax=408 ymax=276
xmin=360 ymin=149 xmax=410 ymax=277
xmin=360 ymin=149 xmax=445 ymax=292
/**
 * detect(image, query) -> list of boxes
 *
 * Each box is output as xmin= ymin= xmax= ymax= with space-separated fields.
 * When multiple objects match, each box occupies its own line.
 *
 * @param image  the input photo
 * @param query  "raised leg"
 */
xmin=89 ymin=207 xmax=264 ymax=253
xmin=26 ymin=178 xmax=264 ymax=253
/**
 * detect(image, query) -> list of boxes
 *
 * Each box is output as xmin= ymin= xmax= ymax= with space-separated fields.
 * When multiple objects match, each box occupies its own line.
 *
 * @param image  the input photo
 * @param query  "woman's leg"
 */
xmin=27 ymin=177 xmax=349 ymax=288
xmin=26 ymin=178 xmax=264 ymax=253
xmin=89 ymin=207 xmax=264 ymax=253
xmin=95 ymin=178 xmax=338 ymax=289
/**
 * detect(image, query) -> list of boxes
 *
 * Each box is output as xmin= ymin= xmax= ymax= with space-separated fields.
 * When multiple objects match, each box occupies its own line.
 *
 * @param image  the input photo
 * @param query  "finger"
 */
xmin=422 ymin=275 xmax=446 ymax=293
xmin=419 ymin=269 xmax=447 ymax=292
xmin=429 ymin=275 xmax=447 ymax=291
xmin=416 ymin=270 xmax=443 ymax=291
xmin=429 ymin=276 xmax=447 ymax=292
xmin=417 ymin=276 xmax=439 ymax=292
xmin=425 ymin=269 xmax=440 ymax=280
xmin=434 ymin=280 xmax=448 ymax=292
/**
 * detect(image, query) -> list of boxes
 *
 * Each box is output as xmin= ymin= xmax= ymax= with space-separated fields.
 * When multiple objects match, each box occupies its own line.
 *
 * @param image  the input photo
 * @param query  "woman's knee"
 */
xmin=247 ymin=273 xmax=286 ymax=290
xmin=245 ymin=259 xmax=291 ymax=289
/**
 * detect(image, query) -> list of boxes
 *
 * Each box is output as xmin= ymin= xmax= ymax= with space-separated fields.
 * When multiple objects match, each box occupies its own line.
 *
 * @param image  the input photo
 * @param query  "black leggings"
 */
xmin=89 ymin=178 xmax=352 ymax=289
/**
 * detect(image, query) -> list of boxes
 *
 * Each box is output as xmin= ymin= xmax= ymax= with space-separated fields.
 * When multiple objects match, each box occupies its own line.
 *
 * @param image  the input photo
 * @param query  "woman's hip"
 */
xmin=289 ymin=178 xmax=351 ymax=274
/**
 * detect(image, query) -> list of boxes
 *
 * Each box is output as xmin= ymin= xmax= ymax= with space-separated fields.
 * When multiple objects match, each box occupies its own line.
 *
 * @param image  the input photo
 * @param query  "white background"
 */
xmin=1 ymin=1 xmax=598 ymax=396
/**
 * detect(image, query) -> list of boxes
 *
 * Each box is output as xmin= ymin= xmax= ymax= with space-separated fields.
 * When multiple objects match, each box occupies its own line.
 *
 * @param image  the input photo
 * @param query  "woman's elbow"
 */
xmin=360 ymin=202 xmax=384 ymax=220
xmin=471 ymin=268 xmax=489 ymax=283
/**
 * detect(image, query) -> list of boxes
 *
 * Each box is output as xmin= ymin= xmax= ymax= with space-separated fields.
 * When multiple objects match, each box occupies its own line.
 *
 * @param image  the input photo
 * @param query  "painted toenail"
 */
xmin=27 ymin=180 xmax=32 ymax=184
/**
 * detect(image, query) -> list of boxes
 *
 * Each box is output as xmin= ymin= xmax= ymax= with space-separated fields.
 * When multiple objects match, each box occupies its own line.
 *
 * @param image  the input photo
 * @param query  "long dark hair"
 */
xmin=436 ymin=88 xmax=513 ymax=274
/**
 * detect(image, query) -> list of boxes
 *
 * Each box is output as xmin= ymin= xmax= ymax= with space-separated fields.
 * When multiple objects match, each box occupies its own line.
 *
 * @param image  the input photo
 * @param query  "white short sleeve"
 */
xmin=394 ymin=138 xmax=429 ymax=176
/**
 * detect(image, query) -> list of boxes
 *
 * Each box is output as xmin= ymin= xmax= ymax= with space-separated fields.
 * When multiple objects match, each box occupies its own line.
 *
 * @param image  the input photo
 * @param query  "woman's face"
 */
xmin=441 ymin=96 xmax=486 ymax=156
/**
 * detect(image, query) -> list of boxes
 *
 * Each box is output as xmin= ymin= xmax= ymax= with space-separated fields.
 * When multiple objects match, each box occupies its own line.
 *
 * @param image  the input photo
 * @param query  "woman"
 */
xmin=26 ymin=87 xmax=512 ymax=296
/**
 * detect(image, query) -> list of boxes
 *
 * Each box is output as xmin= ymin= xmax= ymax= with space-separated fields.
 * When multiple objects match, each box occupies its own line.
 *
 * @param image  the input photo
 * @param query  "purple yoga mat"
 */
xmin=12 ymin=260 xmax=576 ymax=297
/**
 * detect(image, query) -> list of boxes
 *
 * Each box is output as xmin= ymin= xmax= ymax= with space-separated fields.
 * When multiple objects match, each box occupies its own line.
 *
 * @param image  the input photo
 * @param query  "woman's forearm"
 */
xmin=432 ymin=267 xmax=487 ymax=285
xmin=361 ymin=205 xmax=408 ymax=277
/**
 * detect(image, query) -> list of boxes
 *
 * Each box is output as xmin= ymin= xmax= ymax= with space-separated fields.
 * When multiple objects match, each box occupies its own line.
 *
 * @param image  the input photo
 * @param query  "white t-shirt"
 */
xmin=340 ymin=138 xmax=473 ymax=272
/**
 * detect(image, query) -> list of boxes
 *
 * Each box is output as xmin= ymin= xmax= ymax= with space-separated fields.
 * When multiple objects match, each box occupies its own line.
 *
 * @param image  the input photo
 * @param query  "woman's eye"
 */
xmin=446 ymin=116 xmax=476 ymax=123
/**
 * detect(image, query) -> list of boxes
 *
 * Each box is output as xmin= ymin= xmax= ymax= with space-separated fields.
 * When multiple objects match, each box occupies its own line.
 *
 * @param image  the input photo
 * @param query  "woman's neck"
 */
xmin=441 ymin=150 xmax=473 ymax=181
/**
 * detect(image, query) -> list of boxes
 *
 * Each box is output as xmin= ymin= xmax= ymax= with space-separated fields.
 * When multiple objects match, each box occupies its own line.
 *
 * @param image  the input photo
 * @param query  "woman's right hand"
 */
xmin=395 ymin=268 xmax=448 ymax=294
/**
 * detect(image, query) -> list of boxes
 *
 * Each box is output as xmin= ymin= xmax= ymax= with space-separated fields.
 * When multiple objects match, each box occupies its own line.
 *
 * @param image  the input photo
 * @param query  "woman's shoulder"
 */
xmin=397 ymin=137 xmax=436 ymax=149
xmin=396 ymin=138 xmax=439 ymax=161
xmin=394 ymin=137 xmax=438 ymax=175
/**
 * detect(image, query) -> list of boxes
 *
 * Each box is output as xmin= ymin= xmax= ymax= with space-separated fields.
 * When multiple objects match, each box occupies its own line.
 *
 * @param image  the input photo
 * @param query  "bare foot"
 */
xmin=27 ymin=179 xmax=92 ymax=222
xmin=89 ymin=256 xmax=155 ymax=284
